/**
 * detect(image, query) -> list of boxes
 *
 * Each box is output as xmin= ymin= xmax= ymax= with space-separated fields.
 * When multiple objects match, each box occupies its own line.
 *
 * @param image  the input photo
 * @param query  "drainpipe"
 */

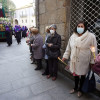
xmin=35 ymin=0 xmax=39 ymax=30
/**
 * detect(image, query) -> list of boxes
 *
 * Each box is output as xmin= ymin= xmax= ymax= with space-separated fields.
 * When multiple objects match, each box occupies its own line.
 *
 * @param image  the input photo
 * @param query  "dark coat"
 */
xmin=32 ymin=33 xmax=43 ymax=59
xmin=15 ymin=32 xmax=21 ymax=43
xmin=5 ymin=31 xmax=12 ymax=45
xmin=46 ymin=32 xmax=61 ymax=58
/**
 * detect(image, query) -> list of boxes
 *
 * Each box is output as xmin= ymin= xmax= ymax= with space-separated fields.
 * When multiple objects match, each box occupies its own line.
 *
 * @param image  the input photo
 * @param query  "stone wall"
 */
xmin=36 ymin=0 xmax=71 ymax=54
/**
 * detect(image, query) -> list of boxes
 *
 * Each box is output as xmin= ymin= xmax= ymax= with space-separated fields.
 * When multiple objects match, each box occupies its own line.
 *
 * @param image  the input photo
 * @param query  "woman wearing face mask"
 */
xmin=46 ymin=24 xmax=61 ymax=81
xmin=42 ymin=26 xmax=51 ymax=75
xmin=62 ymin=21 xmax=97 ymax=97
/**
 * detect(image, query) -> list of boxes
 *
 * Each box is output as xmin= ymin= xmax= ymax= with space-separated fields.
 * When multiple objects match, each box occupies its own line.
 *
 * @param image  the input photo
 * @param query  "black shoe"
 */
xmin=35 ymin=67 xmax=42 ymax=70
xmin=31 ymin=62 xmax=34 ymax=64
xmin=42 ymin=72 xmax=47 ymax=76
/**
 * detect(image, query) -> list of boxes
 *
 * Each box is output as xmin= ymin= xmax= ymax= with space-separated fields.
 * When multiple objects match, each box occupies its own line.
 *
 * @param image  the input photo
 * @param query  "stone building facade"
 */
xmin=35 ymin=0 xmax=70 ymax=55
xmin=35 ymin=0 xmax=100 ymax=74
xmin=35 ymin=0 xmax=100 ymax=52
xmin=14 ymin=3 xmax=36 ymax=28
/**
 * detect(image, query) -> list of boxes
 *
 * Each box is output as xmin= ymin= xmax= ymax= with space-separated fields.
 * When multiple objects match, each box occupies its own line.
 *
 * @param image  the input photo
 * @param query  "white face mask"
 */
xmin=50 ymin=30 xmax=55 ymax=34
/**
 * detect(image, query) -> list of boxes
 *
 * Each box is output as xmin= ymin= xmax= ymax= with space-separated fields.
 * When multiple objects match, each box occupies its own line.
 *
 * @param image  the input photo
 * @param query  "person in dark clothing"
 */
xmin=46 ymin=24 xmax=61 ymax=81
xmin=22 ymin=26 xmax=28 ymax=38
xmin=16 ymin=31 xmax=21 ymax=44
xmin=14 ymin=25 xmax=21 ymax=44
xmin=5 ymin=24 xmax=12 ymax=46
xmin=42 ymin=26 xmax=51 ymax=76
xmin=22 ymin=26 xmax=25 ymax=38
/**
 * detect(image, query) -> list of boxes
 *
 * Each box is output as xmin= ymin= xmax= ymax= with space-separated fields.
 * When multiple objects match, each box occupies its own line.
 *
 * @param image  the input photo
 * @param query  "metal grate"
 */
xmin=70 ymin=0 xmax=100 ymax=52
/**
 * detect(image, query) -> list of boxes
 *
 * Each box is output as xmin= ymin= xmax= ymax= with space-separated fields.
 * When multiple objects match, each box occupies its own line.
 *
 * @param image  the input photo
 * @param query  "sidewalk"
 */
xmin=0 ymin=38 xmax=99 ymax=100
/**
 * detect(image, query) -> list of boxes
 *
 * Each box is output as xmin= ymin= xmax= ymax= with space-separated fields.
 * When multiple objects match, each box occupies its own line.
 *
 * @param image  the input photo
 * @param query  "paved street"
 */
xmin=0 ymin=37 xmax=99 ymax=100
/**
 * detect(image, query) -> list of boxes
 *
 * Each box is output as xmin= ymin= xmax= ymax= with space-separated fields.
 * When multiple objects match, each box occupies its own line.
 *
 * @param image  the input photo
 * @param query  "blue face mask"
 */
xmin=77 ymin=27 xmax=84 ymax=34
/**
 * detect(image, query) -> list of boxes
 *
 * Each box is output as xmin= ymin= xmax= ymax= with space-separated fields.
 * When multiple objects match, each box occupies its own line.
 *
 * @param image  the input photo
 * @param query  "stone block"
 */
xmin=40 ymin=25 xmax=45 ymax=34
xmin=56 ymin=23 xmax=66 ymax=36
xmin=39 ymin=0 xmax=44 ymax=3
xmin=0 ymin=87 xmax=33 ymax=100
xmin=46 ymin=11 xmax=57 ymax=24
xmin=57 ymin=0 xmax=66 ymax=8
xmin=45 ymin=0 xmax=57 ymax=12
xmin=61 ymin=41 xmax=66 ymax=50
xmin=31 ymin=80 xmax=57 ymax=95
xmin=28 ymin=93 xmax=53 ymax=100
xmin=39 ymin=14 xmax=47 ymax=25
xmin=56 ymin=7 xmax=66 ymax=23
xmin=39 ymin=2 xmax=46 ymax=14
xmin=0 ymin=83 xmax=13 ymax=95
xmin=12 ymin=76 xmax=43 ymax=89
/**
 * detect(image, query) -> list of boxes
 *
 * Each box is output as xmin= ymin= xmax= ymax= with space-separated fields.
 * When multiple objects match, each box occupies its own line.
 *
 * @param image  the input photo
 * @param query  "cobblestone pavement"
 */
xmin=0 ymin=38 xmax=99 ymax=100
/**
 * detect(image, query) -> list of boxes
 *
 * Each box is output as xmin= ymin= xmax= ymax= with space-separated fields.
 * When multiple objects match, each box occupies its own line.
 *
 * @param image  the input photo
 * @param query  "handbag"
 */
xmin=82 ymin=70 xmax=96 ymax=93
xmin=47 ymin=50 xmax=60 ymax=58
xmin=92 ymin=54 xmax=100 ymax=75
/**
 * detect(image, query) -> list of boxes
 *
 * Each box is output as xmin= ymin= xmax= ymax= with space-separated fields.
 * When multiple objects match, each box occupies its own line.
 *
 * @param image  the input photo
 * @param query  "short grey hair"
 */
xmin=50 ymin=24 xmax=57 ymax=29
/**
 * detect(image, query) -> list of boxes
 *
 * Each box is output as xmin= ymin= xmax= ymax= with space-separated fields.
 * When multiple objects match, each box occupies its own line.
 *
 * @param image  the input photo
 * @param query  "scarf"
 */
xmin=71 ymin=30 xmax=89 ymax=63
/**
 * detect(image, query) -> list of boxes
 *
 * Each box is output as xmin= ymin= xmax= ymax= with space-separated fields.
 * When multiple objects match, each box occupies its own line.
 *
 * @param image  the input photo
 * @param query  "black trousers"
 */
xmin=16 ymin=32 xmax=21 ymax=44
xmin=44 ymin=60 xmax=49 ymax=75
xmin=36 ymin=59 xmax=42 ymax=69
xmin=32 ymin=52 xmax=36 ymax=63
xmin=48 ymin=58 xmax=58 ymax=77
xmin=74 ymin=75 xmax=86 ymax=92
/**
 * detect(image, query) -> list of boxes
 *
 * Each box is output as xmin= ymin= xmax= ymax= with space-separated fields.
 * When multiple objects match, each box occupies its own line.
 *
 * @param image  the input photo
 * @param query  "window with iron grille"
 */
xmin=70 ymin=0 xmax=100 ymax=52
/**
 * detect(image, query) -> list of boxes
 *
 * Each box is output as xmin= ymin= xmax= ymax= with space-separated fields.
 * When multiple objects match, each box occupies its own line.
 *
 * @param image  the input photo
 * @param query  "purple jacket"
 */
xmin=14 ymin=25 xmax=21 ymax=32
xmin=5 ymin=25 xmax=11 ymax=32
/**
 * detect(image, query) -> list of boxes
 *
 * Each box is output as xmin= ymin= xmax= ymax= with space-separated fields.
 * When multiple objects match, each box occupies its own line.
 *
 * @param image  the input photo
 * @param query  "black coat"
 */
xmin=5 ymin=31 xmax=12 ymax=45
xmin=46 ymin=32 xmax=61 ymax=58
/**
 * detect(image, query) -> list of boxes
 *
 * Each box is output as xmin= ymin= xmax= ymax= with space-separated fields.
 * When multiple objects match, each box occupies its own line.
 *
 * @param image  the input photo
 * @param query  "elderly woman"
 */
xmin=27 ymin=27 xmax=35 ymax=64
xmin=31 ymin=28 xmax=43 ymax=70
xmin=42 ymin=26 xmax=51 ymax=75
xmin=62 ymin=21 xmax=97 ymax=97
xmin=46 ymin=24 xmax=61 ymax=81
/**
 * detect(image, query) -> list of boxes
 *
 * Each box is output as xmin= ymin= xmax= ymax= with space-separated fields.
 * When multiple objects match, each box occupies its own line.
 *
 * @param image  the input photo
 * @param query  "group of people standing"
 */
xmin=5 ymin=24 xmax=28 ymax=46
xmin=27 ymin=24 xmax=61 ymax=81
xmin=27 ymin=21 xmax=98 ymax=98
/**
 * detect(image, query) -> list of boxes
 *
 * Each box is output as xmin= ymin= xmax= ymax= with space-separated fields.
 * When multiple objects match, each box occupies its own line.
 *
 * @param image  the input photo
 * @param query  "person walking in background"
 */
xmin=46 ymin=24 xmax=61 ymax=81
xmin=62 ymin=21 xmax=97 ymax=97
xmin=25 ymin=26 xmax=28 ymax=37
xmin=22 ymin=26 xmax=25 ymax=38
xmin=31 ymin=28 xmax=43 ymax=70
xmin=22 ymin=26 xmax=28 ymax=38
xmin=42 ymin=26 xmax=51 ymax=76
xmin=14 ymin=25 xmax=21 ymax=44
xmin=5 ymin=23 xmax=12 ymax=46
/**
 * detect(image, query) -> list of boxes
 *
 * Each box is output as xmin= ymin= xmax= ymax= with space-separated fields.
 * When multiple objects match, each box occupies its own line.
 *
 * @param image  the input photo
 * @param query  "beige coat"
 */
xmin=63 ymin=30 xmax=97 ymax=75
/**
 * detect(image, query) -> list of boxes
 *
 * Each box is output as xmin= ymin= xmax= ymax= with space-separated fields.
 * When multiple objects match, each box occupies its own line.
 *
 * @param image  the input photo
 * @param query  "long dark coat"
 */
xmin=5 ymin=31 xmax=12 ymax=46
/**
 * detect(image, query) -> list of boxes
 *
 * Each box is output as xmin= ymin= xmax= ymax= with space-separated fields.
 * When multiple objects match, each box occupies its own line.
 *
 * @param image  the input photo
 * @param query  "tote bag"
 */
xmin=82 ymin=71 xmax=96 ymax=93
